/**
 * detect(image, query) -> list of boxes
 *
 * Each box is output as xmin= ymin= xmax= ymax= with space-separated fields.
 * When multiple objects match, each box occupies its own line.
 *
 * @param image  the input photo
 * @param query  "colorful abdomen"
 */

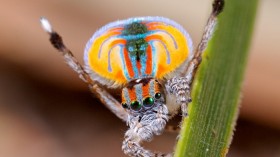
xmin=84 ymin=17 xmax=193 ymax=87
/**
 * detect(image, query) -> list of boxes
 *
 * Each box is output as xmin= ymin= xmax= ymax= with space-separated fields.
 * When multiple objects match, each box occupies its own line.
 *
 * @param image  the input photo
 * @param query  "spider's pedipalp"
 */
xmin=123 ymin=104 xmax=171 ymax=157
xmin=122 ymin=130 xmax=154 ymax=157
xmin=121 ymin=78 xmax=171 ymax=156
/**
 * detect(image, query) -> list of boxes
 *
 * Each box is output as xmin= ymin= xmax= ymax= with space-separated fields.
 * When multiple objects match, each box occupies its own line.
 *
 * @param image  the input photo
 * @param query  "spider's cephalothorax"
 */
xmin=121 ymin=78 xmax=170 ymax=156
xmin=40 ymin=0 xmax=224 ymax=156
xmin=121 ymin=78 xmax=163 ymax=114
xmin=122 ymin=78 xmax=168 ymax=138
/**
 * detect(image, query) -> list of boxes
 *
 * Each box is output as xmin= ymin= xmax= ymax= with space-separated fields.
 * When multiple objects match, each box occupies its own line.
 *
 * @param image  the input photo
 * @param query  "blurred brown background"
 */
xmin=0 ymin=0 xmax=279 ymax=157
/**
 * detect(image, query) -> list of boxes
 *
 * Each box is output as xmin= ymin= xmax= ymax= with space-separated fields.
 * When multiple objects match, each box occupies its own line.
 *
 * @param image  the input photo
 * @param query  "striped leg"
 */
xmin=40 ymin=18 xmax=128 ymax=121
xmin=166 ymin=0 xmax=225 ymax=116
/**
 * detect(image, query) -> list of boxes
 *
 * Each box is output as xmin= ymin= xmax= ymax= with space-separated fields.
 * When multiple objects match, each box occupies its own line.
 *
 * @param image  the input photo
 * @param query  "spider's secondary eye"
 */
xmin=122 ymin=103 xmax=129 ymax=109
xmin=143 ymin=97 xmax=154 ymax=107
xmin=155 ymin=93 xmax=161 ymax=99
xmin=131 ymin=101 xmax=141 ymax=111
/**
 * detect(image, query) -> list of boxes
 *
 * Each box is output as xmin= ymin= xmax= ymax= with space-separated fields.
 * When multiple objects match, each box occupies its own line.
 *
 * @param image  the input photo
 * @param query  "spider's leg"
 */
xmin=122 ymin=105 xmax=172 ymax=157
xmin=166 ymin=0 xmax=224 ymax=116
xmin=90 ymin=84 xmax=128 ymax=121
xmin=184 ymin=0 xmax=224 ymax=77
xmin=40 ymin=18 xmax=128 ymax=121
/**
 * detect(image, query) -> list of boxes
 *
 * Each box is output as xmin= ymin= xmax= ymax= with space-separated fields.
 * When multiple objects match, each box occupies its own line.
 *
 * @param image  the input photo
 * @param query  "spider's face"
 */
xmin=121 ymin=78 xmax=165 ymax=115
xmin=121 ymin=78 xmax=168 ymax=140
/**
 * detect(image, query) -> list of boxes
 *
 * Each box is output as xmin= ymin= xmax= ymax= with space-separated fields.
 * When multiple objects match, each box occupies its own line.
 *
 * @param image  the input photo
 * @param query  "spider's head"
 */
xmin=121 ymin=78 xmax=165 ymax=115
xmin=121 ymin=78 xmax=168 ymax=140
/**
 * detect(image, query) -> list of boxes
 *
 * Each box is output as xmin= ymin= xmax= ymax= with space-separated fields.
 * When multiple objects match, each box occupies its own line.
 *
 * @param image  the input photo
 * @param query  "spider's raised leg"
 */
xmin=184 ymin=0 xmax=224 ymax=77
xmin=40 ymin=18 xmax=128 ymax=121
xmin=166 ymin=0 xmax=224 ymax=116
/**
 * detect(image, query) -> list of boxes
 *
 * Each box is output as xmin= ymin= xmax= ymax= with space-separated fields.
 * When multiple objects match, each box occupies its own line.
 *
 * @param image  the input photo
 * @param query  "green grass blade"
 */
xmin=174 ymin=0 xmax=259 ymax=156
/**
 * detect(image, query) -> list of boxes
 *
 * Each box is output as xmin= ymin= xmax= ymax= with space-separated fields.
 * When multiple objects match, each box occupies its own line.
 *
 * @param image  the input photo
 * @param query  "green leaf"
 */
xmin=174 ymin=0 xmax=259 ymax=157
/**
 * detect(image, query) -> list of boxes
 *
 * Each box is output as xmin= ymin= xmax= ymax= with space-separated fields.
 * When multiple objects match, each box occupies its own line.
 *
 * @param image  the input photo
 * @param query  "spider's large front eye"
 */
xmin=143 ymin=97 xmax=154 ymax=108
xmin=131 ymin=101 xmax=141 ymax=111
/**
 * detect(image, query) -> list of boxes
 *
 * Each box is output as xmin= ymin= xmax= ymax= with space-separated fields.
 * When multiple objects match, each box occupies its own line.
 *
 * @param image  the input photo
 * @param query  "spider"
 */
xmin=40 ymin=0 xmax=224 ymax=156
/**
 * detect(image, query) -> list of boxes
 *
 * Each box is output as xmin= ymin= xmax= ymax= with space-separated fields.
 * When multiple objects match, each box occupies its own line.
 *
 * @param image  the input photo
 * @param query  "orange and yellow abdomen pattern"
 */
xmin=84 ymin=17 xmax=193 ymax=87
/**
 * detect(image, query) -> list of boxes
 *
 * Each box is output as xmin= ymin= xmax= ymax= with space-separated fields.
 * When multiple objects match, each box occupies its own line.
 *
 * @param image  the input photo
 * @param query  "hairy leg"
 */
xmin=166 ymin=0 xmax=225 ymax=116
xmin=40 ymin=18 xmax=128 ymax=121
xmin=122 ymin=105 xmax=171 ymax=157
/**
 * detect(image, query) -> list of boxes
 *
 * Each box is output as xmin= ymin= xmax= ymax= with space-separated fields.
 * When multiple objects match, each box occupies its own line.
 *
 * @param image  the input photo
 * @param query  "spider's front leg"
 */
xmin=166 ymin=0 xmax=224 ymax=117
